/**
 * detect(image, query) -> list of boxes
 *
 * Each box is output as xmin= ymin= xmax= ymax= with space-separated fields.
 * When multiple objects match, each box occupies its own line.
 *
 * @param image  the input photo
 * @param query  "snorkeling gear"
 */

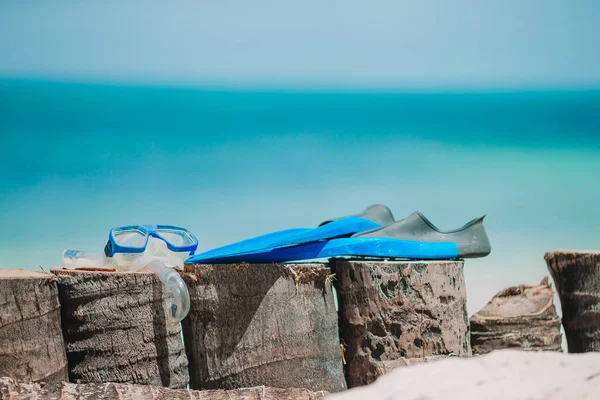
xmin=187 ymin=212 xmax=490 ymax=264
xmin=63 ymin=224 xmax=198 ymax=324
xmin=104 ymin=225 xmax=198 ymax=258
xmin=187 ymin=204 xmax=394 ymax=264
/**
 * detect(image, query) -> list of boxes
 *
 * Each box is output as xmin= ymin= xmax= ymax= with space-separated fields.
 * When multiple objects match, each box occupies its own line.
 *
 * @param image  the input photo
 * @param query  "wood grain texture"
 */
xmin=470 ymin=277 xmax=562 ymax=355
xmin=545 ymin=250 xmax=600 ymax=353
xmin=0 ymin=269 xmax=68 ymax=384
xmin=182 ymin=263 xmax=346 ymax=393
xmin=331 ymin=259 xmax=471 ymax=388
xmin=0 ymin=377 xmax=329 ymax=400
xmin=51 ymin=267 xmax=189 ymax=388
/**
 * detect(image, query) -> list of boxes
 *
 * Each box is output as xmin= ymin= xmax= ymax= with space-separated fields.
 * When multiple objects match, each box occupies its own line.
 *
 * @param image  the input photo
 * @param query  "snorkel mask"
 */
xmin=64 ymin=224 xmax=198 ymax=325
xmin=105 ymin=225 xmax=197 ymax=324
xmin=104 ymin=225 xmax=198 ymax=271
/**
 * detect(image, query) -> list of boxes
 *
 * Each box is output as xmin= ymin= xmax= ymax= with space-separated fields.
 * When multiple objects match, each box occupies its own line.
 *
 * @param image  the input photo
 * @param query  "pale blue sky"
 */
xmin=1 ymin=0 xmax=600 ymax=88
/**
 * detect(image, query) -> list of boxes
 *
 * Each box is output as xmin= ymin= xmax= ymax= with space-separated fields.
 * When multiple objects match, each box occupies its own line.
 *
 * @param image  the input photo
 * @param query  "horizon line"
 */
xmin=2 ymin=75 xmax=600 ymax=95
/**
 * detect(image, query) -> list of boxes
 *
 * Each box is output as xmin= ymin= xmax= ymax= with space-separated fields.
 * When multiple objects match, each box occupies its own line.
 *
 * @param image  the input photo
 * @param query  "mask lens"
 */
xmin=156 ymin=227 xmax=196 ymax=248
xmin=112 ymin=228 xmax=147 ymax=248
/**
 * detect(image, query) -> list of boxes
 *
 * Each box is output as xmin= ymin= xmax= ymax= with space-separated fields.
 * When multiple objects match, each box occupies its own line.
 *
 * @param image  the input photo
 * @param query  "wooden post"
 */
xmin=51 ymin=267 xmax=189 ymax=388
xmin=182 ymin=263 xmax=346 ymax=393
xmin=331 ymin=259 xmax=471 ymax=388
xmin=470 ymin=277 xmax=562 ymax=355
xmin=0 ymin=269 xmax=68 ymax=384
xmin=545 ymin=250 xmax=600 ymax=353
xmin=0 ymin=377 xmax=329 ymax=400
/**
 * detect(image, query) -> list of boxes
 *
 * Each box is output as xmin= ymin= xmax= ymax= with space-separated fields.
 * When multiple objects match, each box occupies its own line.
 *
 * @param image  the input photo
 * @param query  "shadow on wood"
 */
xmin=51 ymin=267 xmax=189 ymax=388
xmin=182 ymin=263 xmax=346 ymax=393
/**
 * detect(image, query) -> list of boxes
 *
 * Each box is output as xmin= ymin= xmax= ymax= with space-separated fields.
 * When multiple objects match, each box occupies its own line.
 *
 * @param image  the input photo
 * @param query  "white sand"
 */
xmin=331 ymin=350 xmax=600 ymax=400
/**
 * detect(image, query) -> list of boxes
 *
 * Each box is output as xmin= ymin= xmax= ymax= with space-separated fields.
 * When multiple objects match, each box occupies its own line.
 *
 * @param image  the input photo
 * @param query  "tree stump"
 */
xmin=0 ymin=269 xmax=68 ymax=384
xmin=470 ymin=277 xmax=562 ymax=355
xmin=331 ymin=259 xmax=471 ymax=388
xmin=51 ymin=267 xmax=189 ymax=388
xmin=0 ymin=377 xmax=329 ymax=400
xmin=182 ymin=263 xmax=346 ymax=393
xmin=545 ymin=250 xmax=600 ymax=353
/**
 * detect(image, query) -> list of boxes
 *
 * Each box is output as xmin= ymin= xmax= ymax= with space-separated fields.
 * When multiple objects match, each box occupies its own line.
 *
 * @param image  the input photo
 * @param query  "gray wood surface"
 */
xmin=0 ymin=269 xmax=68 ymax=384
xmin=546 ymin=250 xmax=600 ymax=353
xmin=0 ymin=377 xmax=329 ymax=399
xmin=182 ymin=263 xmax=346 ymax=393
xmin=51 ymin=267 xmax=189 ymax=388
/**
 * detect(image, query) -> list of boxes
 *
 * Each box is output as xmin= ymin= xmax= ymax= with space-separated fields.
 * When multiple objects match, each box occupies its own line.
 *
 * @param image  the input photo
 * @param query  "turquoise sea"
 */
xmin=1 ymin=79 xmax=599 ymax=313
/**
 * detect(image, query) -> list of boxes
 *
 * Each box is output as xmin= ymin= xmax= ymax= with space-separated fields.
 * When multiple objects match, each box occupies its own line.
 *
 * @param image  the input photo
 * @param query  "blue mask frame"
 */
xmin=104 ymin=224 xmax=199 ymax=257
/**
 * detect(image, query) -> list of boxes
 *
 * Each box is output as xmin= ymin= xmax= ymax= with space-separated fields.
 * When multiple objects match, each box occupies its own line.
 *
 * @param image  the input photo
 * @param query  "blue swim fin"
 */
xmin=186 ymin=204 xmax=395 ymax=264
xmin=191 ymin=211 xmax=490 ymax=263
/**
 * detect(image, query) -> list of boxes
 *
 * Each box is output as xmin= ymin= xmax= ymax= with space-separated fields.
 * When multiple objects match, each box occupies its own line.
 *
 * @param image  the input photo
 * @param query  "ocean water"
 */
xmin=1 ymin=79 xmax=599 ymax=314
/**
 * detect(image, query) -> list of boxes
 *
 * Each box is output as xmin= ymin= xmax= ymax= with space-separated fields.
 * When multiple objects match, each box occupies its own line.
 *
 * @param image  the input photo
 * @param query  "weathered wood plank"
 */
xmin=51 ymin=267 xmax=189 ymax=388
xmin=331 ymin=259 xmax=471 ymax=388
xmin=182 ymin=263 xmax=346 ymax=393
xmin=0 ymin=377 xmax=329 ymax=400
xmin=0 ymin=269 xmax=68 ymax=384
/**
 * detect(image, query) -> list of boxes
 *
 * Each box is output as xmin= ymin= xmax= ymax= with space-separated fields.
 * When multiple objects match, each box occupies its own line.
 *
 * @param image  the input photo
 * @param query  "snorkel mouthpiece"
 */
xmin=125 ymin=237 xmax=193 ymax=325
xmin=142 ymin=260 xmax=190 ymax=324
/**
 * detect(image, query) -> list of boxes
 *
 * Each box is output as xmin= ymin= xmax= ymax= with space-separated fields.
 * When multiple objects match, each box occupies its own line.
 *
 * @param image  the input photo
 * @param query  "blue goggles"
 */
xmin=104 ymin=225 xmax=199 ymax=257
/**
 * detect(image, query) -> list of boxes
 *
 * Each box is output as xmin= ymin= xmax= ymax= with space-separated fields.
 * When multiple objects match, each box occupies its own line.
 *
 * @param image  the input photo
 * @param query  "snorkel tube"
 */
xmin=63 ymin=250 xmax=191 ymax=325
xmin=117 ymin=237 xmax=192 ymax=326
xmin=141 ymin=260 xmax=190 ymax=324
